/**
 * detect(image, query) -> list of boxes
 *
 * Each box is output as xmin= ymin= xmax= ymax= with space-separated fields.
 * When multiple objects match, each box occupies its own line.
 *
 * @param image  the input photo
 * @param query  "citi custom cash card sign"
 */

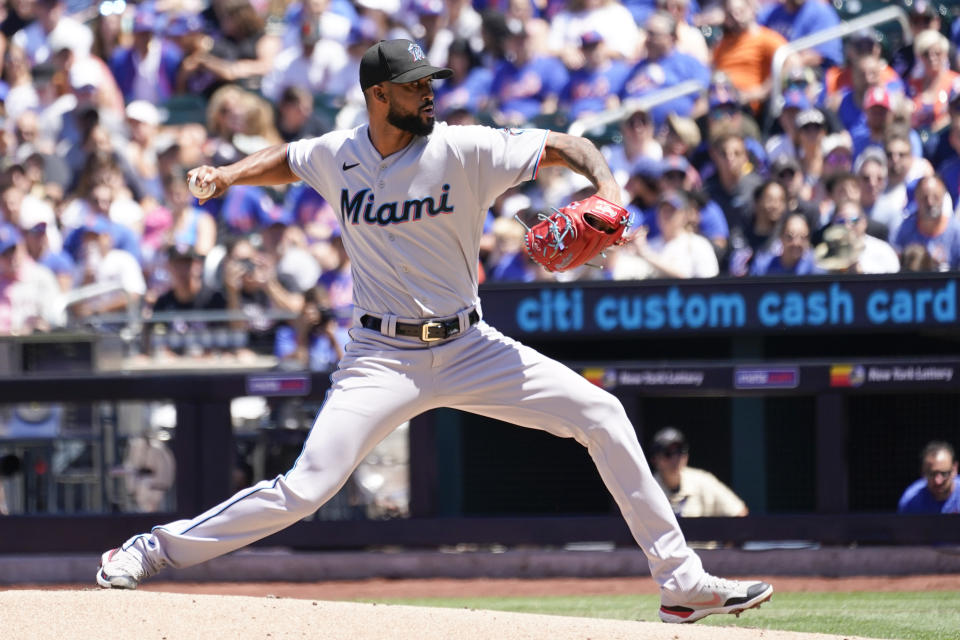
xmin=480 ymin=275 xmax=959 ymax=337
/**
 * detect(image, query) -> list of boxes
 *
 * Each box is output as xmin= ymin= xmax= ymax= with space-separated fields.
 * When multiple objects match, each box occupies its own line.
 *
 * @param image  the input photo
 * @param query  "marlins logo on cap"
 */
xmin=408 ymin=42 xmax=425 ymax=61
xmin=359 ymin=39 xmax=453 ymax=91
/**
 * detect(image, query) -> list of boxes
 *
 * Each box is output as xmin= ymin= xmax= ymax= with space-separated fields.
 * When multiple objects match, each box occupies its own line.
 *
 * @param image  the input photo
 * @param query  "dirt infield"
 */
xmin=0 ymin=589 xmax=882 ymax=640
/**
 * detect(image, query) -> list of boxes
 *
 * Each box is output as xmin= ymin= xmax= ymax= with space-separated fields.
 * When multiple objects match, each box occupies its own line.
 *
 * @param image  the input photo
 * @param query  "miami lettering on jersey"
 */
xmin=340 ymin=184 xmax=455 ymax=226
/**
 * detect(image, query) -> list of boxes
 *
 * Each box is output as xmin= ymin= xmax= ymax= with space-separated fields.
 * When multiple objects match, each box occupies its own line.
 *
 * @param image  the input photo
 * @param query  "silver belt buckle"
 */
xmin=421 ymin=321 xmax=445 ymax=342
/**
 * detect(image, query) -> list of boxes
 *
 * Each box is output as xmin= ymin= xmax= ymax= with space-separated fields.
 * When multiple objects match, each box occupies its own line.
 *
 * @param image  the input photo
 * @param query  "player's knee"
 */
xmin=581 ymin=394 xmax=633 ymax=442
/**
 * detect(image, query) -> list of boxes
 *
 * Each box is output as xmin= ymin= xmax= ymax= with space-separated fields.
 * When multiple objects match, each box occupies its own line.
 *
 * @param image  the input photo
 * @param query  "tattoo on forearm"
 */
xmin=545 ymin=134 xmax=615 ymax=189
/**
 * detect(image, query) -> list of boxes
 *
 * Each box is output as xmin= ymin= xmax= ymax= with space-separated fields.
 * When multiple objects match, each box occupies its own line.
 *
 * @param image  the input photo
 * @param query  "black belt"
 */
xmin=360 ymin=309 xmax=479 ymax=342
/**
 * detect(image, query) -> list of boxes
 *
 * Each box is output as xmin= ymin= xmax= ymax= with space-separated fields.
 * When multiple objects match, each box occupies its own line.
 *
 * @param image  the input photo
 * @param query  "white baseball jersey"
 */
xmin=287 ymin=122 xmax=548 ymax=319
xmin=110 ymin=122 xmax=708 ymax=603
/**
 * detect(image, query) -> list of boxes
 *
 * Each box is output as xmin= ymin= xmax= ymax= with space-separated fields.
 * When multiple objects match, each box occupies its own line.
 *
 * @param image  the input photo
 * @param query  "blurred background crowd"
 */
xmin=1 ymin=0 xmax=959 ymax=366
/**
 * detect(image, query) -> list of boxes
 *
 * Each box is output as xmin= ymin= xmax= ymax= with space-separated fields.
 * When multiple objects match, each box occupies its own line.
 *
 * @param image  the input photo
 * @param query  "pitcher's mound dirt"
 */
xmin=0 ymin=590 xmax=878 ymax=640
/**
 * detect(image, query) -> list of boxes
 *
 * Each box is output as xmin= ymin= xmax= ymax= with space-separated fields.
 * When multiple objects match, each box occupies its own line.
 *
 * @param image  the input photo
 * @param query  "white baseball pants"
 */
xmin=139 ymin=321 xmax=705 ymax=595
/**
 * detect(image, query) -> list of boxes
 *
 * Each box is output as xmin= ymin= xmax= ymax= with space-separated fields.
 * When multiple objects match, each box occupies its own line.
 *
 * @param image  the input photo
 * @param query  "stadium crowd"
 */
xmin=0 ymin=0 xmax=959 ymax=362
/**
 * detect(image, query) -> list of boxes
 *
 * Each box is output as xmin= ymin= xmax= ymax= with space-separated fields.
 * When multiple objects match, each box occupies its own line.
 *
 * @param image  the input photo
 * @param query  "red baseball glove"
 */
xmin=519 ymin=195 xmax=630 ymax=272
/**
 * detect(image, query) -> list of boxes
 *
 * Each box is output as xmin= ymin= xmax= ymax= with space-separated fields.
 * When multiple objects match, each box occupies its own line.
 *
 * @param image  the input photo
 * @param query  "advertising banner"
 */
xmin=480 ymin=275 xmax=958 ymax=338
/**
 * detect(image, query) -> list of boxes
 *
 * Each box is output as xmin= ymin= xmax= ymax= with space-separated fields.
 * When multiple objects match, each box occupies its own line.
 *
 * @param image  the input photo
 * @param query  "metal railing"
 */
xmin=567 ymin=79 xmax=707 ymax=138
xmin=769 ymin=4 xmax=912 ymax=116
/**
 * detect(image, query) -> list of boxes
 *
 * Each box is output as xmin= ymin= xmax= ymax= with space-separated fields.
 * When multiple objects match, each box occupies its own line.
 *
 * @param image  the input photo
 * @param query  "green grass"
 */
xmin=362 ymin=591 xmax=960 ymax=640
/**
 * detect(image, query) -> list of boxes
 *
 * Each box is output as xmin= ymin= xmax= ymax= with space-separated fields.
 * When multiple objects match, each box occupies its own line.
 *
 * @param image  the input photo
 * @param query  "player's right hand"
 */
xmin=186 ymin=166 xmax=228 ymax=205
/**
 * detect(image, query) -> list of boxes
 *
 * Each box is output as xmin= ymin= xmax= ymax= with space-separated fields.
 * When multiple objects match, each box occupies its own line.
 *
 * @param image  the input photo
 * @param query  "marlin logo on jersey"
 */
xmin=340 ymin=184 xmax=455 ymax=226
xmin=408 ymin=42 xmax=425 ymax=62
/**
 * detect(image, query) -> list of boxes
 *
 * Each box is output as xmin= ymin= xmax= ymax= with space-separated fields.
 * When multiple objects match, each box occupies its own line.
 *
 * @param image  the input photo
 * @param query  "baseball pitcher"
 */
xmin=97 ymin=39 xmax=772 ymax=624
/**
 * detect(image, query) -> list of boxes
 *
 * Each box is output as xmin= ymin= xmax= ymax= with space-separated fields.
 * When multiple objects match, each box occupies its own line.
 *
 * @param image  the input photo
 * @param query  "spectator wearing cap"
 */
xmin=605 ymin=108 xmax=663 ymax=189
xmin=9 ymin=0 xmax=93 ymax=66
xmin=434 ymin=36 xmax=493 ymax=119
xmin=0 ymin=223 xmax=63 ymax=334
xmin=819 ymin=199 xmax=900 ymax=274
xmin=148 ymin=243 xmax=235 ymax=358
xmin=547 ymin=0 xmax=643 ymax=70
xmin=657 ymin=0 xmax=709 ymax=65
xmin=71 ymin=200 xmax=147 ymax=319
xmin=613 ymin=189 xmax=718 ymax=280
xmin=699 ymin=81 xmax=767 ymax=174
xmin=56 ymin=56 xmax=127 ymax=162
xmin=122 ymin=100 xmax=166 ymax=204
xmin=490 ymin=19 xmax=568 ymax=127
xmin=794 ymin=107 xmax=827 ymax=200
xmin=892 ymin=175 xmax=960 ymax=271
xmin=909 ymin=29 xmax=959 ymax=132
xmin=108 ymin=6 xmax=183 ymax=105
xmin=260 ymin=17 xmax=349 ymax=103
xmin=657 ymin=155 xmax=730 ymax=257
xmin=821 ymin=131 xmax=854 ymax=186
xmin=855 ymin=147 xmax=903 ymax=242
xmin=893 ymin=0 xmax=948 ymax=82
xmin=834 ymin=52 xmax=906 ymax=133
xmin=712 ymin=0 xmax=787 ymax=111
xmin=850 ymin=87 xmax=895 ymax=162
xmin=765 ymin=88 xmax=808 ymax=162
xmin=18 ymin=204 xmax=75 ymax=293
xmin=750 ymin=212 xmax=823 ymax=276
xmin=648 ymin=427 xmax=748 ymax=518
xmin=619 ymin=11 xmax=710 ymax=127
xmin=622 ymin=155 xmax=663 ymax=234
xmin=661 ymin=113 xmax=701 ymax=159
xmin=558 ymin=31 xmax=631 ymax=120
xmin=704 ymin=128 xmax=764 ymax=236
xmin=760 ymin=0 xmax=842 ymax=69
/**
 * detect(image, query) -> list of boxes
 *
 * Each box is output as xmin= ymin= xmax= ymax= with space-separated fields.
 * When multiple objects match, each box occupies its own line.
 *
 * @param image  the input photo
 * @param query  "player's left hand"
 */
xmin=519 ymin=194 xmax=630 ymax=272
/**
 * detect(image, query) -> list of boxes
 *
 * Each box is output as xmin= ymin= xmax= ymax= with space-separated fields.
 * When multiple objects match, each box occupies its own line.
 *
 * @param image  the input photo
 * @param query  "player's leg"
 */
xmin=97 ymin=342 xmax=436 ymax=588
xmin=435 ymin=322 xmax=771 ymax=622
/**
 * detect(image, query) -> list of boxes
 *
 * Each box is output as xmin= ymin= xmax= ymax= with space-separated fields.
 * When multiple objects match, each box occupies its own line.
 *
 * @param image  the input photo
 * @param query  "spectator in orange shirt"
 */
xmin=909 ymin=30 xmax=960 ymax=132
xmin=712 ymin=0 xmax=788 ymax=111
xmin=824 ymin=29 xmax=904 ymax=103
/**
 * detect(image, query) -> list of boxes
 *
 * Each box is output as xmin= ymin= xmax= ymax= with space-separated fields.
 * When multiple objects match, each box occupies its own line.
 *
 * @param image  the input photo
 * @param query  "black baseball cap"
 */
xmin=359 ymin=39 xmax=452 ymax=91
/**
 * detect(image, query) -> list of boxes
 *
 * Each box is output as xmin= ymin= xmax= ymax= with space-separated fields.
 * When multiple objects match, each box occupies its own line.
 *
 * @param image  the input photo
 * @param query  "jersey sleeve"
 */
xmin=444 ymin=125 xmax=549 ymax=209
xmin=286 ymin=136 xmax=336 ymax=202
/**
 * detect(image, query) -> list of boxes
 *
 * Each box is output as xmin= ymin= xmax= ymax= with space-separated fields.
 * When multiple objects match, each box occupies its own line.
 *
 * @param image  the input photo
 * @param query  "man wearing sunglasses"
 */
xmin=898 ymin=441 xmax=960 ymax=514
xmin=650 ymin=427 xmax=748 ymax=518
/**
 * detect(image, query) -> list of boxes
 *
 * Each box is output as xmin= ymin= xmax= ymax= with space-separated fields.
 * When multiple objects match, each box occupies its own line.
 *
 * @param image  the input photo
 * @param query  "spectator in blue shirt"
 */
xmin=558 ymin=31 xmax=631 ymax=120
xmin=760 ymin=0 xmax=842 ymax=69
xmin=490 ymin=19 xmax=568 ymax=127
xmin=434 ymin=37 xmax=493 ymax=119
xmin=898 ymin=441 xmax=960 ymax=514
xmin=750 ymin=212 xmax=823 ymax=275
xmin=892 ymin=175 xmax=960 ymax=271
xmin=620 ymin=11 xmax=709 ymax=127
xmin=108 ymin=6 xmax=182 ymax=104
xmin=274 ymin=286 xmax=347 ymax=372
